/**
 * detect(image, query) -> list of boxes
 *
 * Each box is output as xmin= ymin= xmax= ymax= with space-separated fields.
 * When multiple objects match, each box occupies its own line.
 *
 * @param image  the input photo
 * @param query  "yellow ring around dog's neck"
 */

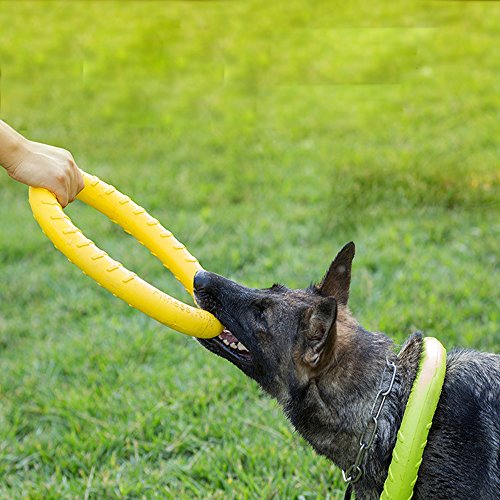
xmin=29 ymin=170 xmax=223 ymax=338
xmin=381 ymin=337 xmax=447 ymax=500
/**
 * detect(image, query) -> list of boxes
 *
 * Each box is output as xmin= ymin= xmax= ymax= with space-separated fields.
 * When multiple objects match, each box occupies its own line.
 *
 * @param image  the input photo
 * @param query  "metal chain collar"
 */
xmin=342 ymin=358 xmax=397 ymax=488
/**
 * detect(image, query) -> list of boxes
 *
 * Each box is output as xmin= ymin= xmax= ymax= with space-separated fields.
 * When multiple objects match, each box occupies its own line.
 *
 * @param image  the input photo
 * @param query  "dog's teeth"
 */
xmin=223 ymin=339 xmax=230 ymax=345
xmin=237 ymin=342 xmax=248 ymax=352
xmin=230 ymin=342 xmax=237 ymax=349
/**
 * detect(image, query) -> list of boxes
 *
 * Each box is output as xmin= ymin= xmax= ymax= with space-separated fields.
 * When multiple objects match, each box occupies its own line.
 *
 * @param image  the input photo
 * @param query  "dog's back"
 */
xmin=415 ymin=349 xmax=500 ymax=499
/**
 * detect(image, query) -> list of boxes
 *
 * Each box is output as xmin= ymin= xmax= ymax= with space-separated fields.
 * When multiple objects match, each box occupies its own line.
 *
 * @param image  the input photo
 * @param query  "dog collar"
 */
xmin=380 ymin=336 xmax=447 ymax=499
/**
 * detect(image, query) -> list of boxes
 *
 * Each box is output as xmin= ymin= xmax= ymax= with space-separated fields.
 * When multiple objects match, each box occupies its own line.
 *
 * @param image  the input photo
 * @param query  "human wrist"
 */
xmin=0 ymin=121 xmax=30 ymax=173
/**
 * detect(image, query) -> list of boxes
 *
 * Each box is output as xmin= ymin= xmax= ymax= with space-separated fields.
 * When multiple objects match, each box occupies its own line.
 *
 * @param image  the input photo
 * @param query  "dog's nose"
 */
xmin=194 ymin=270 xmax=211 ymax=291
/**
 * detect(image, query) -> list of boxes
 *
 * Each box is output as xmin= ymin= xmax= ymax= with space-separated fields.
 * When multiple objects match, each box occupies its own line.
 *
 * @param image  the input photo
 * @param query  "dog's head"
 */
xmin=194 ymin=242 xmax=356 ymax=401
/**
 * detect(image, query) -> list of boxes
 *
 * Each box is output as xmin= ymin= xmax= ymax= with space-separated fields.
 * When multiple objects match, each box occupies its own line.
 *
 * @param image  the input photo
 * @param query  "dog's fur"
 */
xmin=194 ymin=242 xmax=500 ymax=499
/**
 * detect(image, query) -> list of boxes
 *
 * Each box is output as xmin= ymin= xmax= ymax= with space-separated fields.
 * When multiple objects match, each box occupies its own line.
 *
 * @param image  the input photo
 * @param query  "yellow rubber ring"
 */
xmin=28 ymin=170 xmax=223 ymax=338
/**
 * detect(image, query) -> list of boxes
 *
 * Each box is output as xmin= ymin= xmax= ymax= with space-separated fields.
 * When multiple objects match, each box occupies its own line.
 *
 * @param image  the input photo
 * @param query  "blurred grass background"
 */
xmin=0 ymin=1 xmax=498 ymax=498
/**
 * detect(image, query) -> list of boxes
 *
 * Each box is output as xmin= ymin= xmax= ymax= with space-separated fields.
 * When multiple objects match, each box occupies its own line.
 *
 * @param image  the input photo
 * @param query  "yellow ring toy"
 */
xmin=28 ymin=170 xmax=223 ymax=338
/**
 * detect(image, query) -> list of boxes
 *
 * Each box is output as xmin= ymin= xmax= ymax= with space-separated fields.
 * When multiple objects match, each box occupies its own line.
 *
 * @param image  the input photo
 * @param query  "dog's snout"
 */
xmin=194 ymin=270 xmax=211 ymax=291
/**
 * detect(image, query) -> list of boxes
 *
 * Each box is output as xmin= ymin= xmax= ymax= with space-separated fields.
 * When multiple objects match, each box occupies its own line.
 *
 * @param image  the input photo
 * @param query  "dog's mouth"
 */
xmin=197 ymin=327 xmax=252 ymax=364
xmin=217 ymin=329 xmax=250 ymax=355
xmin=193 ymin=284 xmax=253 ymax=367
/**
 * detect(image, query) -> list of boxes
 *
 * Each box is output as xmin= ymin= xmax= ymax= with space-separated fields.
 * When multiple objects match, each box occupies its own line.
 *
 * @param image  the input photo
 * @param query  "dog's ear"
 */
xmin=318 ymin=241 xmax=355 ymax=305
xmin=301 ymin=296 xmax=337 ymax=371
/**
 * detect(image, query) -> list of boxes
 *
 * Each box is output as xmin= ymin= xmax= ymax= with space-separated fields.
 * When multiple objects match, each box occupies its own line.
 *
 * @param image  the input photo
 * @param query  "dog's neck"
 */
xmin=284 ymin=320 xmax=423 ymax=498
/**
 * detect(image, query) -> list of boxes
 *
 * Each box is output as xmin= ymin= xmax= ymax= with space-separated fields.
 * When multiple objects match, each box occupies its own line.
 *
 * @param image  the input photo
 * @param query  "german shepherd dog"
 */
xmin=193 ymin=243 xmax=500 ymax=499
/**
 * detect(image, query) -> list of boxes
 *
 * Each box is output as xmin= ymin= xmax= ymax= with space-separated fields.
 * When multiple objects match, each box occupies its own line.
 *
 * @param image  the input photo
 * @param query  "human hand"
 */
xmin=5 ymin=139 xmax=85 ymax=207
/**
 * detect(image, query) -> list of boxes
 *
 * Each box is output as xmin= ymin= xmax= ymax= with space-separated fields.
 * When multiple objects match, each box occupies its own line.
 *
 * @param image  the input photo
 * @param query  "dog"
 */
xmin=193 ymin=242 xmax=500 ymax=499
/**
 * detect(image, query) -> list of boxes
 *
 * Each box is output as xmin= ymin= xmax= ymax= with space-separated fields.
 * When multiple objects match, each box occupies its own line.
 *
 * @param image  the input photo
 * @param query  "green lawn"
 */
xmin=0 ymin=1 xmax=498 ymax=498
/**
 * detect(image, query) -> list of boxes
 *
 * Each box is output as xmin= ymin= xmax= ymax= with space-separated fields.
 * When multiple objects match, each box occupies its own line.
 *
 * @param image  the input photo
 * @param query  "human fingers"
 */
xmin=54 ymin=184 xmax=70 ymax=208
xmin=67 ymin=160 xmax=84 ymax=203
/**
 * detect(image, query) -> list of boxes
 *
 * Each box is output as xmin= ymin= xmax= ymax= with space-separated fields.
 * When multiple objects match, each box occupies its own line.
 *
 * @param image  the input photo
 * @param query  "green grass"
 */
xmin=0 ymin=1 xmax=498 ymax=498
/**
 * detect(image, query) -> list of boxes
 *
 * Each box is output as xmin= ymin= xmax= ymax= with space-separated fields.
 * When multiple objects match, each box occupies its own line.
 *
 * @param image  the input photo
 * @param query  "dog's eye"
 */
xmin=255 ymin=307 xmax=266 ymax=322
xmin=253 ymin=302 xmax=268 ymax=323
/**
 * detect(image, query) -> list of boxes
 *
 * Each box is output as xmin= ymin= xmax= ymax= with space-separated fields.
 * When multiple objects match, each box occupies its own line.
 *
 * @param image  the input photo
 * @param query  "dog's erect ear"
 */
xmin=318 ymin=241 xmax=355 ymax=305
xmin=301 ymin=296 xmax=337 ymax=371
